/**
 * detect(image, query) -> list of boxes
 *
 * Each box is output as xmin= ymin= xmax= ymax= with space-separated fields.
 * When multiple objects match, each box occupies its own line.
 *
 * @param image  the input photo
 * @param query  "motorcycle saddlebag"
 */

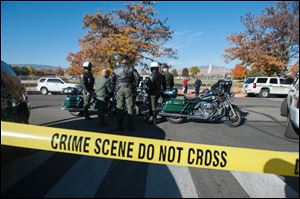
xmin=162 ymin=88 xmax=178 ymax=98
xmin=162 ymin=99 xmax=185 ymax=113
xmin=63 ymin=96 xmax=83 ymax=108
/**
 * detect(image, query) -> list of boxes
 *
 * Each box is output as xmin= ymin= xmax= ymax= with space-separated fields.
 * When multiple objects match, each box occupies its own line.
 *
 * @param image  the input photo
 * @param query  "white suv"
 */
xmin=242 ymin=77 xmax=294 ymax=97
xmin=36 ymin=77 xmax=80 ymax=95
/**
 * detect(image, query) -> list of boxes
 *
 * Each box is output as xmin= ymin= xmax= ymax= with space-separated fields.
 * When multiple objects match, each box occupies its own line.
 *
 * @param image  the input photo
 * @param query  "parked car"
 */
xmin=36 ymin=77 xmax=81 ymax=95
xmin=281 ymin=75 xmax=299 ymax=139
xmin=1 ymin=60 xmax=30 ymax=123
xmin=242 ymin=76 xmax=294 ymax=97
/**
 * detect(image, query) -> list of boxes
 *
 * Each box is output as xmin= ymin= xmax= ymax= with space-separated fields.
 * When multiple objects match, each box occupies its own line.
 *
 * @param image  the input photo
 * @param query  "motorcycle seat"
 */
xmin=184 ymin=96 xmax=199 ymax=102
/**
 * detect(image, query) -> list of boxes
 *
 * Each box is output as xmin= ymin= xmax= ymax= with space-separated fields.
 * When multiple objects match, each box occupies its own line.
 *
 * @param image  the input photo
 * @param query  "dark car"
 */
xmin=1 ymin=60 xmax=30 ymax=123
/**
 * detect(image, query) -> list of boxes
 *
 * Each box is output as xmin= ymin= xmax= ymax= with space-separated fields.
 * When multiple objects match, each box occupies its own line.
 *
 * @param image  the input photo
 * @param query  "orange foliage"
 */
xmin=290 ymin=64 xmax=299 ymax=77
xmin=67 ymin=1 xmax=176 ymax=73
xmin=224 ymin=1 xmax=299 ymax=76
xmin=231 ymin=64 xmax=248 ymax=79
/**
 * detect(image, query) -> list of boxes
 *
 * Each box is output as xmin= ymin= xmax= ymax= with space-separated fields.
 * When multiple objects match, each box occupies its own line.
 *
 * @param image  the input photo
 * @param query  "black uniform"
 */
xmin=149 ymin=70 xmax=166 ymax=124
xmin=194 ymin=79 xmax=202 ymax=97
xmin=162 ymin=71 xmax=174 ymax=89
xmin=81 ymin=70 xmax=95 ymax=120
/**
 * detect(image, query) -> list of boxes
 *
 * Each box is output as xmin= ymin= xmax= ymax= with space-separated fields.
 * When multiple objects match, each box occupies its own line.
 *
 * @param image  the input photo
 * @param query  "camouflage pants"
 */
xmin=116 ymin=87 xmax=134 ymax=129
xmin=83 ymin=90 xmax=94 ymax=109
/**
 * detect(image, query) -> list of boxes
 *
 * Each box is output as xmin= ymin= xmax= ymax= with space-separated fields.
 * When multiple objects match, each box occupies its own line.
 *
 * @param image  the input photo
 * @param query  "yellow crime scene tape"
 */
xmin=1 ymin=121 xmax=299 ymax=177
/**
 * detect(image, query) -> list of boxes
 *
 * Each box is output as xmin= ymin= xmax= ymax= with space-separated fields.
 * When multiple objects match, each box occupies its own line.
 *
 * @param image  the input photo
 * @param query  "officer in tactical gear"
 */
xmin=112 ymin=54 xmax=140 ymax=131
xmin=95 ymin=69 xmax=112 ymax=127
xmin=194 ymin=76 xmax=202 ymax=97
xmin=161 ymin=63 xmax=174 ymax=89
xmin=81 ymin=61 xmax=95 ymax=120
xmin=149 ymin=61 xmax=166 ymax=125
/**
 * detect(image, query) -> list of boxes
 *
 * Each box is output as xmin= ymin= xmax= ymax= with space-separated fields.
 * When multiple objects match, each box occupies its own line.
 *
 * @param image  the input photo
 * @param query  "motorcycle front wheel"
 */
xmin=225 ymin=105 xmax=241 ymax=127
xmin=166 ymin=117 xmax=184 ymax=124
xmin=69 ymin=110 xmax=84 ymax=117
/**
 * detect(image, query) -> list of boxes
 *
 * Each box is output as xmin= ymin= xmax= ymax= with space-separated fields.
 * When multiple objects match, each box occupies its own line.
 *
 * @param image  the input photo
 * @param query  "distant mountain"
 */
xmin=198 ymin=65 xmax=231 ymax=76
xmin=177 ymin=65 xmax=231 ymax=76
xmin=10 ymin=64 xmax=58 ymax=70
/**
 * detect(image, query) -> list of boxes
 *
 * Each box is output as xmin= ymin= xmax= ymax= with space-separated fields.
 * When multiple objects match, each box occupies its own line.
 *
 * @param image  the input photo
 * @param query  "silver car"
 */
xmin=281 ymin=76 xmax=299 ymax=139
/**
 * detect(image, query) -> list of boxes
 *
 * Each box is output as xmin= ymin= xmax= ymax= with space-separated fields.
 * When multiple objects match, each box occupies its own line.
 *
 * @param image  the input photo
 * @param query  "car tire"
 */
xmin=16 ymin=112 xmax=29 ymax=124
xmin=280 ymin=97 xmax=288 ymax=117
xmin=259 ymin=89 xmax=270 ymax=98
xmin=284 ymin=114 xmax=299 ymax=139
xmin=247 ymin=93 xmax=256 ymax=97
xmin=41 ymin=87 xmax=48 ymax=95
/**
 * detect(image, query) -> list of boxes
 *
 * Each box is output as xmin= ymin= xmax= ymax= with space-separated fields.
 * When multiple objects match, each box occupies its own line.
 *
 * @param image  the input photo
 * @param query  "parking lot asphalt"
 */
xmin=2 ymin=94 xmax=299 ymax=198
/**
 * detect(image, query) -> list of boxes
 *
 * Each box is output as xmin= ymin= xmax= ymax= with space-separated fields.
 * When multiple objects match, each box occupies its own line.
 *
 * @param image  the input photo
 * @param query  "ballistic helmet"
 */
xmin=82 ymin=61 xmax=92 ymax=68
xmin=162 ymin=63 xmax=169 ymax=69
xmin=150 ymin=61 xmax=159 ymax=68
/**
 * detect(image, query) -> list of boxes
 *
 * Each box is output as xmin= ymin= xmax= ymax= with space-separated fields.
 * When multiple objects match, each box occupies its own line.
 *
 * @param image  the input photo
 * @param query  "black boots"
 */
xmin=84 ymin=108 xmax=92 ymax=120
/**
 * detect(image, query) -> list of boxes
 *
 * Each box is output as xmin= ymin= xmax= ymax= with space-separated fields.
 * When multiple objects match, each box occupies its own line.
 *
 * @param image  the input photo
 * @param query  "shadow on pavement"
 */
xmin=46 ymin=114 xmax=182 ymax=197
xmin=2 ymin=114 xmax=182 ymax=197
xmin=264 ymin=158 xmax=299 ymax=198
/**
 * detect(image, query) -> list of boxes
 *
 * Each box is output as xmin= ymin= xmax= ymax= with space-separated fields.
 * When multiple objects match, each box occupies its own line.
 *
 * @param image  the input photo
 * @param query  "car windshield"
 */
xmin=245 ymin=78 xmax=255 ymax=84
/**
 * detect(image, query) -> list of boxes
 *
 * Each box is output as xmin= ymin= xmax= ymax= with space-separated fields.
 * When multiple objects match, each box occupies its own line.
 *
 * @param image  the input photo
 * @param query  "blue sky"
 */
xmin=1 ymin=1 xmax=276 ymax=70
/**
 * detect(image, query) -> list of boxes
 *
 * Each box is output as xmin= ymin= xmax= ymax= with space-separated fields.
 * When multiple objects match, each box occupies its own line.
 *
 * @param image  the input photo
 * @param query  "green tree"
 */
xmin=182 ymin=68 xmax=189 ymax=77
xmin=56 ymin=66 xmax=65 ymax=77
xmin=171 ymin=68 xmax=178 ymax=77
xmin=190 ymin=66 xmax=200 ymax=77
xmin=27 ymin=66 xmax=38 ymax=76
xmin=12 ymin=66 xmax=30 ymax=76
xmin=247 ymin=69 xmax=268 ymax=77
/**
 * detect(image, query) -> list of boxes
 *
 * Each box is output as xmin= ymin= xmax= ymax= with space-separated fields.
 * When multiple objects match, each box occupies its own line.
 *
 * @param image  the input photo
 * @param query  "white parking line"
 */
xmin=231 ymin=171 xmax=299 ymax=198
xmin=145 ymin=164 xmax=199 ymax=198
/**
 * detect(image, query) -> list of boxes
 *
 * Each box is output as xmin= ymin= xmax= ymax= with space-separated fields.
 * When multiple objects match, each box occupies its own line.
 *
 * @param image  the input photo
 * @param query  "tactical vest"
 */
xmin=114 ymin=64 xmax=134 ymax=88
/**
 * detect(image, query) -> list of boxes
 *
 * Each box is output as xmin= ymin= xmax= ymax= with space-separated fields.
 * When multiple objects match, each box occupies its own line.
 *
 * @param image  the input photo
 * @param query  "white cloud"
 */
xmin=165 ymin=30 xmax=203 ymax=52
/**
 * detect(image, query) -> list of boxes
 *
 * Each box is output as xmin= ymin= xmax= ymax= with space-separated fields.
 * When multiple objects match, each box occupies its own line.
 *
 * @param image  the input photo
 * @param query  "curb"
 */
xmin=26 ymin=87 xmax=40 ymax=95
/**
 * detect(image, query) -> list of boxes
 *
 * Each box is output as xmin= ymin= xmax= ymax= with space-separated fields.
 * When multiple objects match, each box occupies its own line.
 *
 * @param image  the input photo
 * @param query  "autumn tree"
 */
xmin=182 ymin=68 xmax=189 ymax=77
xmin=224 ymin=1 xmax=299 ymax=76
xmin=56 ymin=66 xmax=65 ymax=77
xmin=171 ymin=68 xmax=178 ymax=77
xmin=66 ymin=51 xmax=84 ymax=76
xmin=231 ymin=64 xmax=248 ymax=79
xmin=190 ymin=66 xmax=200 ymax=77
xmin=290 ymin=63 xmax=299 ymax=77
xmin=67 ymin=1 xmax=176 ymax=73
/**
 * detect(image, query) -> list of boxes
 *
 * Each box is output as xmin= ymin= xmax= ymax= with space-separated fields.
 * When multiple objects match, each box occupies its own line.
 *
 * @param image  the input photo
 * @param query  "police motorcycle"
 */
xmin=61 ymin=76 xmax=154 ymax=117
xmin=61 ymin=86 xmax=116 ymax=116
xmin=135 ymin=75 xmax=151 ymax=115
xmin=158 ymin=79 xmax=242 ymax=127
